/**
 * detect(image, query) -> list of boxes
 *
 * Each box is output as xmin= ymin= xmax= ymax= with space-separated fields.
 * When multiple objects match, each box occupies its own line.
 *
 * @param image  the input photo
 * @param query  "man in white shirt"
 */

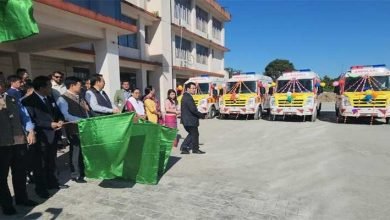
xmin=85 ymin=74 xmax=119 ymax=116
xmin=51 ymin=71 xmax=66 ymax=101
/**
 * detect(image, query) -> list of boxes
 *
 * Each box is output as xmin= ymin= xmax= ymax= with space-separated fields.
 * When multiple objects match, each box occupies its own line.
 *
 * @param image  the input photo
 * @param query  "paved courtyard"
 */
xmin=2 ymin=103 xmax=390 ymax=220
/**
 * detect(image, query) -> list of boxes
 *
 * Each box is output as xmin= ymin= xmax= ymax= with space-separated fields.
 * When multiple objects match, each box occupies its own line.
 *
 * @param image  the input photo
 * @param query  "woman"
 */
xmin=143 ymin=86 xmax=161 ymax=124
xmin=164 ymin=89 xmax=179 ymax=128
xmin=165 ymin=89 xmax=180 ymax=147
xmin=125 ymin=88 xmax=145 ymax=120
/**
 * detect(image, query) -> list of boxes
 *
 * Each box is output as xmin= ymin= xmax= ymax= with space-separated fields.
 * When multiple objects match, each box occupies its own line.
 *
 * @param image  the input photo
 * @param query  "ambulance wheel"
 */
xmin=208 ymin=106 xmax=217 ymax=119
xmin=254 ymin=106 xmax=263 ymax=120
xmin=386 ymin=117 xmax=390 ymax=124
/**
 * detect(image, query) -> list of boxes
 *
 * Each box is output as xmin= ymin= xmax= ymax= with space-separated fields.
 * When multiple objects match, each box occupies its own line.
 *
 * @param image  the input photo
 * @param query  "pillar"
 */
xmin=94 ymin=29 xmax=120 ymax=100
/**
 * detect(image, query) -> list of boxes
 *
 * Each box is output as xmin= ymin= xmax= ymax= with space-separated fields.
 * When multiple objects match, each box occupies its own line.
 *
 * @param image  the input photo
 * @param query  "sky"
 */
xmin=219 ymin=0 xmax=390 ymax=78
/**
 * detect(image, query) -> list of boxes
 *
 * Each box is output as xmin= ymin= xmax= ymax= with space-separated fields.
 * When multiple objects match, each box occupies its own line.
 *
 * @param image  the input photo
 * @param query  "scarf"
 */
xmin=128 ymin=97 xmax=145 ymax=116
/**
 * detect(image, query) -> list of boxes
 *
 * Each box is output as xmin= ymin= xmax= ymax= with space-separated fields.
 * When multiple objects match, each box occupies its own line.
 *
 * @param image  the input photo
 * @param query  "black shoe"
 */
xmin=48 ymin=184 xmax=69 ymax=190
xmin=181 ymin=149 xmax=190 ymax=154
xmin=192 ymin=149 xmax=206 ymax=154
xmin=35 ymin=190 xmax=50 ymax=199
xmin=15 ymin=199 xmax=39 ymax=207
xmin=72 ymin=177 xmax=87 ymax=183
xmin=2 ymin=206 xmax=17 ymax=215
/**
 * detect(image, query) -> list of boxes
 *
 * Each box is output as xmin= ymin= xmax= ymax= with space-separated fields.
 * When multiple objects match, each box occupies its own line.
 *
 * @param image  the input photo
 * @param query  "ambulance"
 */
xmin=270 ymin=69 xmax=323 ymax=122
xmin=178 ymin=76 xmax=225 ymax=118
xmin=334 ymin=64 xmax=390 ymax=124
xmin=219 ymin=73 xmax=273 ymax=120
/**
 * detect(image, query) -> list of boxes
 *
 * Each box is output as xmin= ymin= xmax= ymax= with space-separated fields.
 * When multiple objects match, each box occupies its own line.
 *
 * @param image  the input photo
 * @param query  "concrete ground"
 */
xmin=2 ymin=102 xmax=390 ymax=220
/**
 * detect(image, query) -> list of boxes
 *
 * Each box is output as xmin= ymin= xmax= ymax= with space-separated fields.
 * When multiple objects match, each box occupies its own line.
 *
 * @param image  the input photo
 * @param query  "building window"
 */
xmin=73 ymin=67 xmax=90 ymax=81
xmin=175 ymin=36 xmax=192 ymax=61
xmin=212 ymin=17 xmax=222 ymax=40
xmin=196 ymin=44 xmax=209 ymax=65
xmin=174 ymin=0 xmax=191 ymax=25
xmin=65 ymin=0 xmax=121 ymax=20
xmin=196 ymin=6 xmax=208 ymax=33
xmin=118 ymin=15 xmax=138 ymax=49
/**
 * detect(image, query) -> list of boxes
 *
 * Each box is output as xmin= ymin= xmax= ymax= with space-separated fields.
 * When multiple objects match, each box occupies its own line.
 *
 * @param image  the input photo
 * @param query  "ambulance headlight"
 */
xmin=342 ymin=96 xmax=351 ymax=106
xmin=305 ymin=96 xmax=314 ymax=106
xmin=270 ymin=97 xmax=276 ymax=107
xmin=219 ymin=99 xmax=224 ymax=106
xmin=247 ymin=98 xmax=255 ymax=107
xmin=199 ymin=99 xmax=207 ymax=107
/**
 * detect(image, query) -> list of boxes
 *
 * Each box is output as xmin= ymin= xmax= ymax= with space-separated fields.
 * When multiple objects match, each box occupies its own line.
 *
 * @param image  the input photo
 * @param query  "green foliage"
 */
xmin=264 ymin=59 xmax=295 ymax=80
xmin=321 ymin=75 xmax=338 ymax=92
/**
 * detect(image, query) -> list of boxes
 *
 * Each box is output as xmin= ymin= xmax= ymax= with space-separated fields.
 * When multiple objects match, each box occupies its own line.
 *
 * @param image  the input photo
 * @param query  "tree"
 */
xmin=264 ymin=59 xmax=295 ymax=80
xmin=225 ymin=67 xmax=242 ymax=78
xmin=321 ymin=75 xmax=338 ymax=92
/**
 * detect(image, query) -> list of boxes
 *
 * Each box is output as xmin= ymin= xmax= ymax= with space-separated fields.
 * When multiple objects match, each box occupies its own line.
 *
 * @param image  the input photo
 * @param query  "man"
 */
xmin=0 ymin=79 xmax=38 ymax=215
xmin=85 ymin=74 xmax=119 ymax=116
xmin=6 ymin=75 xmax=23 ymax=101
xmin=57 ymin=77 xmax=89 ymax=183
xmin=22 ymin=76 xmax=67 ymax=199
xmin=51 ymin=71 xmax=66 ymax=101
xmin=114 ymin=80 xmax=131 ymax=112
xmin=80 ymin=79 xmax=90 ymax=101
xmin=180 ymin=82 xmax=205 ymax=154
xmin=16 ymin=68 xmax=29 ymax=85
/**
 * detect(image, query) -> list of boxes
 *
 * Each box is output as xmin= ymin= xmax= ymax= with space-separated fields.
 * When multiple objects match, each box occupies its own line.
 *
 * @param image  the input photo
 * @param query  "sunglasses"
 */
xmin=53 ymin=75 xmax=63 ymax=79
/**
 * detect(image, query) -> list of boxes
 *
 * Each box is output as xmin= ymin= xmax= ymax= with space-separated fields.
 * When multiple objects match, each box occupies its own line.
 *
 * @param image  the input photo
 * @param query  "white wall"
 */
xmin=118 ymin=46 xmax=140 ymax=59
xmin=211 ymin=49 xmax=223 ymax=72
xmin=31 ymin=56 xmax=67 ymax=76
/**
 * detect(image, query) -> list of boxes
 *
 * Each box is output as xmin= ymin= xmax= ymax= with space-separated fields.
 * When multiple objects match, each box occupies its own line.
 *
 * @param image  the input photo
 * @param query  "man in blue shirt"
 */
xmin=6 ymin=75 xmax=23 ymax=101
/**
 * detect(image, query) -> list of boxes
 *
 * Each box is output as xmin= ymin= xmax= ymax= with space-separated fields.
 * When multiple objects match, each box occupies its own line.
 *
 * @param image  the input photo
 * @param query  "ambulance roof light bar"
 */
xmin=350 ymin=64 xmax=386 ymax=69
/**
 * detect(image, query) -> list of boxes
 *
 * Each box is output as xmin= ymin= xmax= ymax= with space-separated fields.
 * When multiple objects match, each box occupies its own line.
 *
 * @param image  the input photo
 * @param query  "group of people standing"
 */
xmin=0 ymin=70 xmax=206 ymax=216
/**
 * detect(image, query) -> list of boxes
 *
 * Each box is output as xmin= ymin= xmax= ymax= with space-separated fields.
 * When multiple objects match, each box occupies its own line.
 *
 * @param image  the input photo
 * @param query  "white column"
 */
xmin=94 ymin=29 xmax=120 ymax=100
xmin=191 ymin=0 xmax=196 ymax=32
xmin=208 ymin=12 xmax=212 ymax=40
xmin=15 ymin=53 xmax=32 ymax=76
xmin=136 ymin=67 xmax=147 ymax=91
xmin=138 ymin=16 xmax=146 ymax=60
xmin=157 ymin=1 xmax=173 ymax=105
xmin=191 ymin=41 xmax=196 ymax=68
xmin=173 ymin=71 xmax=177 ymax=89
xmin=208 ymin=48 xmax=212 ymax=72
xmin=221 ymin=23 xmax=225 ymax=47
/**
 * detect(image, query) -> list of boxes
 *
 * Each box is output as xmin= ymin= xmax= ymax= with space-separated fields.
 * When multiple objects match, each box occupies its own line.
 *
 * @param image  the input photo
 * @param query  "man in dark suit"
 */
xmin=22 ymin=76 xmax=66 ymax=198
xmin=0 ymin=79 xmax=38 ymax=215
xmin=180 ymin=82 xmax=205 ymax=154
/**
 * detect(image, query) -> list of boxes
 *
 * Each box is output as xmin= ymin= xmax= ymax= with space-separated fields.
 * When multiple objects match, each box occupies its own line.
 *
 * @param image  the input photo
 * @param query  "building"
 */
xmin=0 ymin=0 xmax=230 ymax=103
